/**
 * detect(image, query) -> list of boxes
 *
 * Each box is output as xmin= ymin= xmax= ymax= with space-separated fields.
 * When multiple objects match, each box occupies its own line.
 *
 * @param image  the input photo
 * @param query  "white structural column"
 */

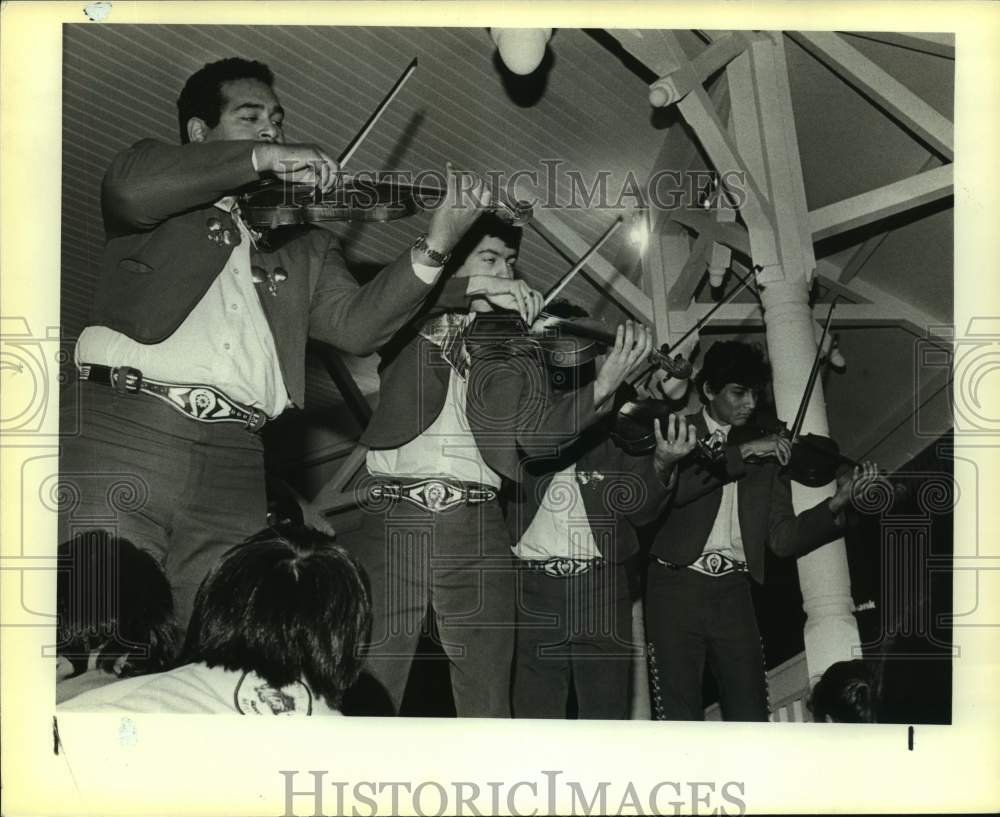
xmin=613 ymin=26 xmax=864 ymax=691
xmin=730 ymin=34 xmax=860 ymax=683
xmin=760 ymin=280 xmax=861 ymax=681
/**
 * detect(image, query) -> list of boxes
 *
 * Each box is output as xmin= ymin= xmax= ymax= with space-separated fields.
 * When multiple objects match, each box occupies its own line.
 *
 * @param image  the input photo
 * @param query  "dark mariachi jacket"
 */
xmin=506 ymin=423 xmax=675 ymax=565
xmin=360 ymin=295 xmax=609 ymax=482
xmin=89 ymin=138 xmax=435 ymax=407
xmin=646 ymin=411 xmax=844 ymax=583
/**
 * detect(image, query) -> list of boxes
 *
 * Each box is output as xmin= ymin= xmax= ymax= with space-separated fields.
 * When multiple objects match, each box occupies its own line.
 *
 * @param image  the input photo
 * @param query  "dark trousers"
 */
xmin=644 ymin=563 xmax=769 ymax=721
xmin=512 ymin=562 xmax=634 ymax=719
xmin=59 ymin=381 xmax=267 ymax=631
xmin=348 ymin=496 xmax=515 ymax=718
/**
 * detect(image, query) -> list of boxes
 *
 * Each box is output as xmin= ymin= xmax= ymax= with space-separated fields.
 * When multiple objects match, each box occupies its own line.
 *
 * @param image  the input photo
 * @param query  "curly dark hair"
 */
xmin=177 ymin=57 xmax=275 ymax=143
xmin=180 ymin=524 xmax=372 ymax=709
xmin=694 ymin=339 xmax=771 ymax=403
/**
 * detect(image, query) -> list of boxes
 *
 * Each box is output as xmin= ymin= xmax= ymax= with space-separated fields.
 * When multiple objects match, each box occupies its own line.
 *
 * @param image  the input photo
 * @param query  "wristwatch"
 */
xmin=411 ymin=234 xmax=450 ymax=267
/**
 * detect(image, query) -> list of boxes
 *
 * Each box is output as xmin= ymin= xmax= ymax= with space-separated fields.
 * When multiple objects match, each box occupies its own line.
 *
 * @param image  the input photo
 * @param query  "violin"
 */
xmin=239 ymin=177 xmax=533 ymax=229
xmin=726 ymin=417 xmax=866 ymax=488
xmin=463 ymin=216 xmax=696 ymax=378
xmin=532 ymin=311 xmax=693 ymax=379
xmin=462 ymin=307 xmax=693 ymax=380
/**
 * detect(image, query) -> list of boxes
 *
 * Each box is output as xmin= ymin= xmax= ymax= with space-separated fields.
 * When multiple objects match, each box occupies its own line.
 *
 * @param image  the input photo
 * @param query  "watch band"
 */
xmin=412 ymin=234 xmax=450 ymax=267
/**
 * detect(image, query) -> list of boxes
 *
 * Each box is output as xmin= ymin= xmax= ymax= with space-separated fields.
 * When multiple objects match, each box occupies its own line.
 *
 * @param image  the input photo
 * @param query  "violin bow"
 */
xmin=629 ymin=263 xmax=758 ymax=386
xmin=338 ymin=57 xmax=418 ymax=169
xmin=788 ymin=297 xmax=838 ymax=442
xmin=541 ymin=217 xmax=623 ymax=308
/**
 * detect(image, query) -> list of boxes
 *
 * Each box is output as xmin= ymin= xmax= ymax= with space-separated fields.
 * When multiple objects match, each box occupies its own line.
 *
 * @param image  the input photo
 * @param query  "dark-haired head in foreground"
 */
xmin=57 ymin=531 xmax=178 ymax=701
xmin=180 ymin=524 xmax=372 ymax=709
xmin=808 ymin=659 xmax=881 ymax=723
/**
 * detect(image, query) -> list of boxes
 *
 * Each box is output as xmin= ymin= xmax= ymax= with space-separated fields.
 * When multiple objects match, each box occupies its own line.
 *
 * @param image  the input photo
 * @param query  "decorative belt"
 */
xmin=79 ymin=364 xmax=269 ymax=432
xmin=655 ymin=551 xmax=748 ymax=577
xmin=370 ymin=478 xmax=498 ymax=512
xmin=520 ymin=557 xmax=605 ymax=578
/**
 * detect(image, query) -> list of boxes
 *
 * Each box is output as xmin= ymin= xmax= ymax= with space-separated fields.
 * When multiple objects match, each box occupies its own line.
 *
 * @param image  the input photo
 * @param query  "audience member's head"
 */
xmin=57 ymin=531 xmax=178 ymax=701
xmin=179 ymin=524 xmax=372 ymax=710
xmin=808 ymin=659 xmax=882 ymax=723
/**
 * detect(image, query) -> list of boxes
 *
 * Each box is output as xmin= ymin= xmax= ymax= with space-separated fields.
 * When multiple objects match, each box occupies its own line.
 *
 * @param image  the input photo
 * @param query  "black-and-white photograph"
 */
xmin=1 ymin=4 xmax=995 ymax=816
xmin=53 ymin=21 xmax=955 ymax=723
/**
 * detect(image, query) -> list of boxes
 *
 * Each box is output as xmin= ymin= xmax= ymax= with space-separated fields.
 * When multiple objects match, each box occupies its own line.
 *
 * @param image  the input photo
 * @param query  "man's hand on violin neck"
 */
xmin=465 ymin=277 xmax=542 ymax=324
xmin=593 ymin=322 xmax=653 ymax=407
xmin=739 ymin=434 xmax=791 ymax=466
xmin=427 ymin=163 xmax=493 ymax=254
xmin=253 ymin=143 xmax=340 ymax=194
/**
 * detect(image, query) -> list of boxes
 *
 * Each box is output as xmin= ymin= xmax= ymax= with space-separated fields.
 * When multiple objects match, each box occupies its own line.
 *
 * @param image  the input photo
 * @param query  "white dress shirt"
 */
xmin=702 ymin=408 xmax=747 ymax=563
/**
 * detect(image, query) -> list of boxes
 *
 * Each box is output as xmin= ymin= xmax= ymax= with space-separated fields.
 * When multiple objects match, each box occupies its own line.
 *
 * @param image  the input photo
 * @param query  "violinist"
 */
xmin=644 ymin=340 xmax=878 ymax=722
xmin=507 ymin=302 xmax=698 ymax=719
xmin=61 ymin=57 xmax=488 ymax=631
xmin=350 ymin=214 xmax=651 ymax=717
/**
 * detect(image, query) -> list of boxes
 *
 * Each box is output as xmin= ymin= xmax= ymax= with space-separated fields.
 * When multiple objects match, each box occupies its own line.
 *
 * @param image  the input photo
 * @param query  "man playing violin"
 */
xmin=61 ymin=57 xmax=488 ymax=632
xmin=644 ymin=339 xmax=878 ymax=721
xmin=350 ymin=214 xmax=654 ymax=717
xmin=507 ymin=302 xmax=700 ymax=719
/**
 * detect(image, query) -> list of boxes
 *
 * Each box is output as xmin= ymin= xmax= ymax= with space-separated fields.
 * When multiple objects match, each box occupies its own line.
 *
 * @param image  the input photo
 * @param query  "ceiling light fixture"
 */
xmin=490 ymin=28 xmax=553 ymax=75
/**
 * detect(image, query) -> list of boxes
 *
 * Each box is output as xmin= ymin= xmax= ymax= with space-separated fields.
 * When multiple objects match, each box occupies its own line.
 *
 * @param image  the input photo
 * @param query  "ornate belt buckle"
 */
xmin=405 ymin=479 xmax=465 ymax=512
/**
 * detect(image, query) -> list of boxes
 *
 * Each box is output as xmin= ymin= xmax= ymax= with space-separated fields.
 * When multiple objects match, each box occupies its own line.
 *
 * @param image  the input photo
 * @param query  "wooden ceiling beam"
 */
xmin=808 ymin=164 xmax=953 ymax=242
xmin=673 ymin=83 xmax=780 ymax=267
xmin=844 ymin=31 xmax=955 ymax=60
xmin=763 ymin=33 xmax=817 ymax=276
xmin=607 ymin=30 xmax=779 ymax=271
xmin=728 ymin=33 xmax=817 ymax=283
xmin=643 ymin=221 xmax=682 ymax=343
xmin=821 ymin=271 xmax=951 ymax=344
xmin=835 ymin=156 xmax=940 ymax=284
xmin=668 ymin=231 xmax=710 ymax=309
xmin=670 ymin=209 xmax=752 ymax=258
xmin=788 ymin=31 xmax=954 ymax=160
xmin=637 ymin=68 xmax=733 ymax=340
xmin=812 ymin=274 xmax=872 ymax=304
xmin=693 ymin=301 xmax=936 ymax=332
xmin=648 ymin=31 xmax=755 ymax=107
